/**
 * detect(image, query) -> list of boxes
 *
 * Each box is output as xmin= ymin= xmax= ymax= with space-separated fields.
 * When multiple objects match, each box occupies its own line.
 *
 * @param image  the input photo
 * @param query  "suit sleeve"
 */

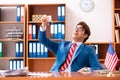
xmin=38 ymin=30 xmax=59 ymax=55
xmin=89 ymin=47 xmax=103 ymax=70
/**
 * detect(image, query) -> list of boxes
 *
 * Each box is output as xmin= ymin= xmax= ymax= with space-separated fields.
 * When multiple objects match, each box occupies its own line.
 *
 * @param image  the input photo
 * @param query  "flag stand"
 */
xmin=107 ymin=71 xmax=115 ymax=77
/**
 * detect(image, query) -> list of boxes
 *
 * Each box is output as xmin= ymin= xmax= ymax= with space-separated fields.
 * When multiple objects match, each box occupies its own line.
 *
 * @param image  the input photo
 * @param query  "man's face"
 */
xmin=72 ymin=25 xmax=88 ymax=42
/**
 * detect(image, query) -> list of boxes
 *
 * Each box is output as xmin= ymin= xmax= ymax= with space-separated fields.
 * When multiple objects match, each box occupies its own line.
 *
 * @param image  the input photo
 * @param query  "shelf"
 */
xmin=0 ymin=4 xmax=26 ymax=70
xmin=28 ymin=21 xmax=65 ymax=24
xmin=0 ymin=21 xmax=24 ymax=24
xmin=28 ymin=57 xmax=56 ymax=60
xmin=28 ymin=39 xmax=63 ymax=42
xmin=0 ymin=39 xmax=24 ymax=42
xmin=0 ymin=57 xmax=23 ymax=60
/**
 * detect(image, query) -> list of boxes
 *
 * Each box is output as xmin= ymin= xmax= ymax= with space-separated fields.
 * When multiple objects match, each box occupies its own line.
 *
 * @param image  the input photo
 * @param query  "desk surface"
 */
xmin=0 ymin=72 xmax=120 ymax=80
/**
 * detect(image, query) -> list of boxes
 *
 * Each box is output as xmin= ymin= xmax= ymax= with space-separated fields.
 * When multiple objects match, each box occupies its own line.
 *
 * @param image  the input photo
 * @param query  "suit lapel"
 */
xmin=73 ymin=44 xmax=85 ymax=60
xmin=58 ymin=42 xmax=72 ymax=66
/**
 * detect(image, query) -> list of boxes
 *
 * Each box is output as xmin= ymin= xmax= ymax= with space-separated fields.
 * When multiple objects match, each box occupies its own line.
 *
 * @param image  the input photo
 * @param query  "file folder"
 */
xmin=15 ymin=42 xmax=20 ymax=57
xmin=0 ymin=42 xmax=2 ymax=57
xmin=50 ymin=24 xmax=54 ymax=39
xmin=40 ymin=43 xmax=44 ymax=57
xmin=36 ymin=42 xmax=41 ymax=57
xmin=61 ymin=6 xmax=65 ymax=21
xmin=44 ymin=46 xmax=48 ymax=57
xmin=58 ymin=6 xmax=61 ymax=21
xmin=32 ymin=24 xmax=36 ymax=39
xmin=20 ymin=6 xmax=24 ymax=22
xmin=16 ymin=60 xmax=20 ymax=70
xmin=57 ymin=24 xmax=62 ymax=39
xmin=9 ymin=60 xmax=13 ymax=70
xmin=28 ymin=24 xmax=32 ymax=39
xmin=53 ymin=24 xmax=58 ymax=39
xmin=29 ymin=42 xmax=33 ymax=57
xmin=16 ymin=6 xmax=21 ymax=22
xmin=19 ymin=42 xmax=23 ymax=57
xmin=32 ymin=42 xmax=36 ymax=57
xmin=62 ymin=24 xmax=65 ymax=39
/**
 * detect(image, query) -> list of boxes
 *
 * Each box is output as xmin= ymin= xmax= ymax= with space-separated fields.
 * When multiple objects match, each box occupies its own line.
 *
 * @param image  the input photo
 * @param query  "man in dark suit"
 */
xmin=38 ymin=15 xmax=102 ymax=72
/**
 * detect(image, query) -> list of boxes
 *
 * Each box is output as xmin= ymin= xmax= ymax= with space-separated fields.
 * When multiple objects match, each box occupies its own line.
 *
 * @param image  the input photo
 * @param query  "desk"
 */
xmin=0 ymin=72 xmax=120 ymax=80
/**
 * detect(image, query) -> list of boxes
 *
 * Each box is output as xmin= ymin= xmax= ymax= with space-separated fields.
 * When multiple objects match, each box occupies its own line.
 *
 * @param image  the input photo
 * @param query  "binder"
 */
xmin=29 ymin=42 xmax=33 ymax=57
xmin=32 ymin=25 xmax=36 ymax=39
xmin=61 ymin=6 xmax=65 ymax=21
xmin=0 ymin=42 xmax=2 ymax=57
xmin=40 ymin=43 xmax=44 ymax=57
xmin=53 ymin=24 xmax=58 ymax=39
xmin=16 ymin=6 xmax=21 ymax=22
xmin=36 ymin=42 xmax=41 ymax=57
xmin=20 ymin=60 xmax=24 ymax=69
xmin=50 ymin=24 xmax=54 ymax=39
xmin=90 ymin=44 xmax=98 ymax=58
xmin=58 ymin=6 xmax=61 ymax=21
xmin=32 ymin=24 xmax=36 ymax=39
xmin=44 ymin=46 xmax=48 ymax=57
xmin=32 ymin=42 xmax=36 ymax=57
xmin=13 ymin=60 xmax=17 ymax=70
xmin=16 ymin=60 xmax=20 ymax=70
xmin=57 ymin=24 xmax=62 ymax=39
xmin=9 ymin=60 xmax=13 ymax=70
xmin=19 ymin=42 xmax=23 ymax=57
xmin=28 ymin=24 xmax=32 ymax=39
xmin=15 ymin=42 xmax=20 ymax=57
xmin=62 ymin=24 xmax=65 ymax=39
xmin=21 ymin=6 xmax=24 ymax=22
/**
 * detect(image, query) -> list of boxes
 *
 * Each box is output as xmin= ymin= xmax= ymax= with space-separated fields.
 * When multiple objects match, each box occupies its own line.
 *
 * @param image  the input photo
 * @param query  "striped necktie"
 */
xmin=60 ymin=42 xmax=77 ymax=71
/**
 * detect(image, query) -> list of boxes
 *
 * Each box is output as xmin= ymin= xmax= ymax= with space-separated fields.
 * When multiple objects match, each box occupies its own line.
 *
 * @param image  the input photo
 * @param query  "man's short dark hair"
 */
xmin=77 ymin=21 xmax=91 ymax=43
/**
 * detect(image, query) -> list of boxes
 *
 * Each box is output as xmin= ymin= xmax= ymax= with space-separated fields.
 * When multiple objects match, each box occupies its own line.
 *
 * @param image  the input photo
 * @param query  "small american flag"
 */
xmin=104 ymin=43 xmax=118 ymax=71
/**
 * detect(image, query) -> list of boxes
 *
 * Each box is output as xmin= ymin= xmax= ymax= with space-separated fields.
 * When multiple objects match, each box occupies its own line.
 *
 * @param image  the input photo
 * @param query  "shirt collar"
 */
xmin=72 ymin=41 xmax=82 ymax=47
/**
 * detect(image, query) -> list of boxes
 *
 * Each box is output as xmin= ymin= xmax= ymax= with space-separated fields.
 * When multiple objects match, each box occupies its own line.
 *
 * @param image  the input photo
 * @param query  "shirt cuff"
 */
xmin=39 ymin=26 xmax=46 ymax=31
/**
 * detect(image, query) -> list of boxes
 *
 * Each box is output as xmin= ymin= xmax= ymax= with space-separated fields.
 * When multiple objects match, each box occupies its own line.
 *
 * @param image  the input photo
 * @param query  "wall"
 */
xmin=0 ymin=0 xmax=113 ymax=42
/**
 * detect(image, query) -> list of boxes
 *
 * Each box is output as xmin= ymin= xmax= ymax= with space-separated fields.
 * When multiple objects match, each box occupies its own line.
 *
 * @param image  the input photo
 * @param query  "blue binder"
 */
xmin=32 ymin=42 xmax=37 ymax=57
xmin=57 ymin=24 xmax=62 ymax=39
xmin=15 ymin=42 xmax=20 ymax=57
xmin=61 ymin=6 xmax=65 ymax=21
xmin=19 ymin=42 xmax=23 ymax=57
xmin=32 ymin=24 xmax=36 ymax=39
xmin=16 ymin=6 xmax=21 ymax=22
xmin=53 ymin=24 xmax=58 ymax=39
xmin=36 ymin=42 xmax=41 ymax=57
xmin=29 ymin=42 xmax=33 ymax=57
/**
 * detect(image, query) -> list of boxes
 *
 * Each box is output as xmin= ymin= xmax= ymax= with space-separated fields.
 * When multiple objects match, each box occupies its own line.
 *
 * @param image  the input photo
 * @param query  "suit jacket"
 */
xmin=38 ymin=30 xmax=103 ymax=72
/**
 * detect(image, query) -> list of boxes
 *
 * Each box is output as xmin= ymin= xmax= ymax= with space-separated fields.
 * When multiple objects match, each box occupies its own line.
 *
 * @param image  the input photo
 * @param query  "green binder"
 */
xmin=0 ymin=42 xmax=2 ymax=57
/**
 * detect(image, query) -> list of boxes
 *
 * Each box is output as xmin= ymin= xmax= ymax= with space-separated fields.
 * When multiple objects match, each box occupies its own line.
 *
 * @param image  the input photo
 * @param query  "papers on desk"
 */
xmin=28 ymin=72 xmax=53 ymax=77
xmin=93 ymin=70 xmax=120 ymax=74
xmin=0 ymin=67 xmax=28 ymax=77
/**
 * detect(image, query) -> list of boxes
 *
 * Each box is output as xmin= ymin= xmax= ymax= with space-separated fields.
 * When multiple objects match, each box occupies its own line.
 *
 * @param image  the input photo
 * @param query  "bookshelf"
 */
xmin=114 ymin=0 xmax=120 ymax=69
xmin=86 ymin=42 xmax=109 ymax=63
xmin=26 ymin=4 xmax=66 ymax=72
xmin=0 ymin=4 xmax=26 ymax=70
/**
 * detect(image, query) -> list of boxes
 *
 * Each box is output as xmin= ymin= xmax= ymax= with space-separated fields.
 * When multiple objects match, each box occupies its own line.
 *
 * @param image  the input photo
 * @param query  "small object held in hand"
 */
xmin=47 ymin=15 xmax=52 ymax=25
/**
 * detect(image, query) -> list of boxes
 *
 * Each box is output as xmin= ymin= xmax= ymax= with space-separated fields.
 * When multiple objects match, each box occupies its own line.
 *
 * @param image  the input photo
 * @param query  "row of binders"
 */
xmin=28 ymin=23 xmax=65 ymax=39
xmin=29 ymin=42 xmax=48 ymax=58
xmin=9 ymin=59 xmax=24 ymax=70
xmin=58 ymin=5 xmax=65 ymax=21
xmin=50 ymin=23 xmax=65 ymax=39
xmin=28 ymin=24 xmax=37 ymax=39
xmin=16 ymin=42 xmax=23 ymax=57
xmin=0 ymin=42 xmax=23 ymax=58
xmin=16 ymin=6 xmax=24 ymax=22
